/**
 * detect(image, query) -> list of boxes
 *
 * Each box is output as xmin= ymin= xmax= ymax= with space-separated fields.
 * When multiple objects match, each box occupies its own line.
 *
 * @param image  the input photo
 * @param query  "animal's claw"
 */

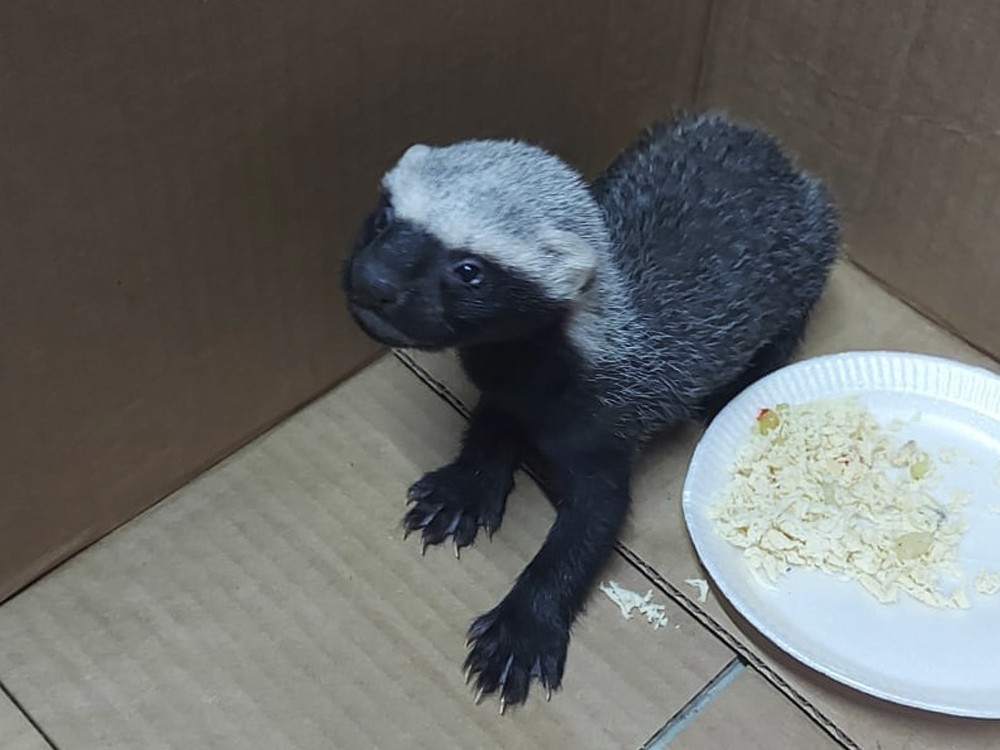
xmin=463 ymin=595 xmax=568 ymax=710
xmin=401 ymin=461 xmax=512 ymax=555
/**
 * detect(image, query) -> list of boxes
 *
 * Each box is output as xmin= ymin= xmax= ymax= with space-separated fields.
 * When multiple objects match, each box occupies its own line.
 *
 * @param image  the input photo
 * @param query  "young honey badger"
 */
xmin=342 ymin=112 xmax=839 ymax=710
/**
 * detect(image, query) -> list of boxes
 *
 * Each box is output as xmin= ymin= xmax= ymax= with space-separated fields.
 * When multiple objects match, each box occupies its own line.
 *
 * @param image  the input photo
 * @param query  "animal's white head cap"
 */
xmin=381 ymin=139 xmax=609 ymax=301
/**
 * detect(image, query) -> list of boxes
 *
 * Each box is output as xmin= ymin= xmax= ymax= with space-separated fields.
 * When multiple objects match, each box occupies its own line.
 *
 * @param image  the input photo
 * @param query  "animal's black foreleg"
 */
xmin=403 ymin=400 xmax=524 ymax=556
xmin=463 ymin=440 xmax=631 ymax=709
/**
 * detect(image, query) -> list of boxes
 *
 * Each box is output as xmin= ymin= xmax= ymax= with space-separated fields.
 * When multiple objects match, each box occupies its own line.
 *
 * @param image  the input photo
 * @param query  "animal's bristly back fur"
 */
xmin=582 ymin=113 xmax=840 ymax=439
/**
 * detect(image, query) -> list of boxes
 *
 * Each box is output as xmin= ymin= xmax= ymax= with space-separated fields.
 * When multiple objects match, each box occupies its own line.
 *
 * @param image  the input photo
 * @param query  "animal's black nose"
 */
xmin=350 ymin=259 xmax=400 ymax=309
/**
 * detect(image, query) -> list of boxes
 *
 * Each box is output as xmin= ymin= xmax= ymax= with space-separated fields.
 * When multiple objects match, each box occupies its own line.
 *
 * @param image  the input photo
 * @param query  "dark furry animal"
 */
xmin=341 ymin=112 xmax=839 ymax=711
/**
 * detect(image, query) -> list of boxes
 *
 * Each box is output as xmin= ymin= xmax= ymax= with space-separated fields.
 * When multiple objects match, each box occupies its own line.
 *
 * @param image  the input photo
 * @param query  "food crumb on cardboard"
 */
xmin=599 ymin=581 xmax=669 ymax=629
xmin=975 ymin=570 xmax=1000 ymax=595
xmin=684 ymin=578 xmax=710 ymax=603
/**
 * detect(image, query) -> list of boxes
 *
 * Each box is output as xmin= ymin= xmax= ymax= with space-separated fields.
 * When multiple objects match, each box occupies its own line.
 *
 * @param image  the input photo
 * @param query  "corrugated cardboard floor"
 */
xmin=2 ymin=261 xmax=999 ymax=749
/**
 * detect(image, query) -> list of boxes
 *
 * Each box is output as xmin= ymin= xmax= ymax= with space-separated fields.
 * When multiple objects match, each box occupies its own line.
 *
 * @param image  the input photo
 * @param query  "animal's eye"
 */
xmin=372 ymin=203 xmax=394 ymax=234
xmin=453 ymin=261 xmax=482 ymax=285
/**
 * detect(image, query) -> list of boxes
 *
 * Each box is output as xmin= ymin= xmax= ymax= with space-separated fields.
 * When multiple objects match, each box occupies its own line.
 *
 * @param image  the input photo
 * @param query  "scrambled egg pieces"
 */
xmin=598 ymin=581 xmax=670 ymax=629
xmin=975 ymin=570 xmax=1000 ymax=595
xmin=710 ymin=398 xmax=971 ymax=609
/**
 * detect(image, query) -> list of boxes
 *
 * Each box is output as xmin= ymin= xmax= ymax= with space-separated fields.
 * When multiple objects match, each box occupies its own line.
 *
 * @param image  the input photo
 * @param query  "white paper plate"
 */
xmin=682 ymin=351 xmax=1000 ymax=717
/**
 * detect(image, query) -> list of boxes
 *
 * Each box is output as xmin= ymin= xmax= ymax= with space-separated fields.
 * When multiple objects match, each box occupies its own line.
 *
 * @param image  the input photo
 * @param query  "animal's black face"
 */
xmin=343 ymin=194 xmax=566 ymax=350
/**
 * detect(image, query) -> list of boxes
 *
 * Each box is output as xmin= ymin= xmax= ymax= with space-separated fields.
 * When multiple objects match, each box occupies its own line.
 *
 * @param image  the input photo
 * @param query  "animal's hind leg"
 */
xmin=698 ymin=313 xmax=812 ymax=422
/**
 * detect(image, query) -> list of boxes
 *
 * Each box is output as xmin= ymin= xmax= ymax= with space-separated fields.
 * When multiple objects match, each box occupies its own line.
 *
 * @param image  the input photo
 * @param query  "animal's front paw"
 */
xmin=463 ymin=594 xmax=568 ymax=712
xmin=402 ymin=461 xmax=513 ymax=556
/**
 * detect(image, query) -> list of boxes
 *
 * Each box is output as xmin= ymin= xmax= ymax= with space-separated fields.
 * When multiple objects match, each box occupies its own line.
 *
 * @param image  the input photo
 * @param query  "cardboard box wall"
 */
xmin=699 ymin=0 xmax=1000 ymax=360
xmin=3 ymin=0 xmax=1000 ymax=616
xmin=0 ymin=0 xmax=705 ymax=601
xmin=4 ymin=3 xmax=1000 ymax=747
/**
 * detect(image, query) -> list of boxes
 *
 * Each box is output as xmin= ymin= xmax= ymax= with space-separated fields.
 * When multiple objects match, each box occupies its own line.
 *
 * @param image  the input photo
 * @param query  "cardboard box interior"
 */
xmin=3 ymin=1 xmax=1000 ymax=748
xmin=0 ymin=0 xmax=704 ymax=601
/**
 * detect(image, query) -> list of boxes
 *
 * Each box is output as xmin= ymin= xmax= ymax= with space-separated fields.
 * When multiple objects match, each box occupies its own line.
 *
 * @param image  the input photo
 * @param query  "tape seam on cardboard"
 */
xmin=614 ymin=545 xmax=858 ymax=750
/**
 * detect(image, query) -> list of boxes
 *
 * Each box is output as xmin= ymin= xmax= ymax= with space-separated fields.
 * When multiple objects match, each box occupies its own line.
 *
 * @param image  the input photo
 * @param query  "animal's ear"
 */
xmin=544 ymin=230 xmax=598 ymax=296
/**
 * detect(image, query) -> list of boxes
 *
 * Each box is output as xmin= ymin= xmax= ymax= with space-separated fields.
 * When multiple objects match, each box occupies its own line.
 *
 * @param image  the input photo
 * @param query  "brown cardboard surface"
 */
xmin=0 ymin=0 xmax=706 ymax=602
xmin=0 ymin=694 xmax=49 ymax=750
xmin=8 ymin=2 xmax=1000 ymax=745
xmin=667 ymin=669 xmax=842 ymax=750
xmin=697 ymin=0 xmax=1000 ymax=361
xmin=0 ymin=356 xmax=734 ymax=750
xmin=722 ymin=622 xmax=1000 ymax=750
xmin=401 ymin=261 xmax=1000 ymax=748
xmin=593 ymin=1 xmax=711 ymax=167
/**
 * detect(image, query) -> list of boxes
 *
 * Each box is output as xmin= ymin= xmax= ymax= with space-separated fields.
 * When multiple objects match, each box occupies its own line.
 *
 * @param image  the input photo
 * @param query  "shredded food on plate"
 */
xmin=710 ymin=397 xmax=970 ymax=609
xmin=975 ymin=570 xmax=1000 ymax=595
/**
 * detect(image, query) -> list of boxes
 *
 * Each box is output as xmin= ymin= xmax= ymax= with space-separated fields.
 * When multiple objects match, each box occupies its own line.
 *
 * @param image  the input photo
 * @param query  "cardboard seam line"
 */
xmin=613 ymin=546 xmax=858 ymax=750
xmin=690 ymin=0 xmax=717 ymax=105
xmin=848 ymin=258 xmax=1000 ymax=366
xmin=0 ymin=346 xmax=388 ymax=608
xmin=391 ymin=350 xmax=859 ymax=750
xmin=640 ymin=657 xmax=745 ymax=750
xmin=0 ymin=680 xmax=59 ymax=750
